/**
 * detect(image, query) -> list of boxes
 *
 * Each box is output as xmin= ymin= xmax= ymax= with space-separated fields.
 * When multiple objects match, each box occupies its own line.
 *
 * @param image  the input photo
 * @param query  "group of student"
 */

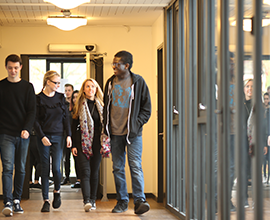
xmin=0 ymin=50 xmax=152 ymax=217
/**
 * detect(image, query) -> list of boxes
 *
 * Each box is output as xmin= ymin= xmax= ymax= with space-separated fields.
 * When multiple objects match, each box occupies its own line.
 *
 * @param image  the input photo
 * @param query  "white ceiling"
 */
xmin=0 ymin=0 xmax=172 ymax=27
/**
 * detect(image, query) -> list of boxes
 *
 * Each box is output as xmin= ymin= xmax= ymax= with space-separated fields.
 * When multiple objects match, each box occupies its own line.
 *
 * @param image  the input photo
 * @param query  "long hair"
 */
xmin=73 ymin=78 xmax=104 ymax=119
xmin=42 ymin=70 xmax=60 ymax=91
xmin=70 ymin=90 xmax=79 ymax=111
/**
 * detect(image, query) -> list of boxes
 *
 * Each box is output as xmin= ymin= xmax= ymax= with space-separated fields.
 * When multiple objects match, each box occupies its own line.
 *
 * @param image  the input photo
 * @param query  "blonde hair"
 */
xmin=244 ymin=78 xmax=253 ymax=87
xmin=42 ymin=70 xmax=60 ymax=91
xmin=73 ymin=78 xmax=104 ymax=119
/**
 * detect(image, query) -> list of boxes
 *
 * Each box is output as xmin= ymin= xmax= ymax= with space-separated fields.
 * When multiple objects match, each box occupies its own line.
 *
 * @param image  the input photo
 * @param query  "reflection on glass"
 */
xmin=29 ymin=59 xmax=46 ymax=94
xmin=63 ymin=63 xmax=86 ymax=91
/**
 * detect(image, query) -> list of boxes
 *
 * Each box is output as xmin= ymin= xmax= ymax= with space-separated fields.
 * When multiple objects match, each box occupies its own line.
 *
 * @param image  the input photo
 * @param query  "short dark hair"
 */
xmin=264 ymin=92 xmax=269 ymax=97
xmin=65 ymin=83 xmax=74 ymax=90
xmin=5 ymin=54 xmax=22 ymax=66
xmin=114 ymin=50 xmax=133 ymax=70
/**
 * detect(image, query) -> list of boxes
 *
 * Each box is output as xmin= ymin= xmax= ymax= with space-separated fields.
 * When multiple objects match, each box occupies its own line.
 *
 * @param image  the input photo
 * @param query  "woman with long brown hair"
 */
xmin=71 ymin=78 xmax=108 ymax=212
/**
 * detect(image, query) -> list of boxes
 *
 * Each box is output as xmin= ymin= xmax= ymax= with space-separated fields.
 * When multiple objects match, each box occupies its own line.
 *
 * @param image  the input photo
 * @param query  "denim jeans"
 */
xmin=0 ymin=134 xmax=30 ymax=204
xmin=37 ymin=135 xmax=64 ymax=200
xmin=111 ymin=135 xmax=145 ymax=204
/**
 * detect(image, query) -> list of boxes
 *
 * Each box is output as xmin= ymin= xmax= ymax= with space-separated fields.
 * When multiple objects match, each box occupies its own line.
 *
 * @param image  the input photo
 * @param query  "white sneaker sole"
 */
xmin=2 ymin=208 xmax=13 ymax=216
xmin=91 ymin=206 xmax=96 ymax=210
xmin=84 ymin=203 xmax=92 ymax=212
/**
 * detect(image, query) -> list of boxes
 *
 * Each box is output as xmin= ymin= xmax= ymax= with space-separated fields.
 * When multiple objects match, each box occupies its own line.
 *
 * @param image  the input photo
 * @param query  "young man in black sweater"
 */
xmin=0 ymin=54 xmax=36 ymax=217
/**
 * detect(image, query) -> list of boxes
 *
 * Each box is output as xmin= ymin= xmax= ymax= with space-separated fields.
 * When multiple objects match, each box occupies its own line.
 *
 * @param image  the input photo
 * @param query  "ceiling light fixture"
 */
xmin=43 ymin=0 xmax=90 ymax=10
xmin=47 ymin=16 xmax=87 ymax=31
xmin=264 ymin=0 xmax=270 ymax=5
xmin=230 ymin=18 xmax=270 ymax=32
xmin=47 ymin=10 xmax=87 ymax=31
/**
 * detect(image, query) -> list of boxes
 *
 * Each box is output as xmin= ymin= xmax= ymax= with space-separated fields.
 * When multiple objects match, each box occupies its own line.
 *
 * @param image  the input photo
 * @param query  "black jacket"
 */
xmin=103 ymin=71 xmax=151 ymax=143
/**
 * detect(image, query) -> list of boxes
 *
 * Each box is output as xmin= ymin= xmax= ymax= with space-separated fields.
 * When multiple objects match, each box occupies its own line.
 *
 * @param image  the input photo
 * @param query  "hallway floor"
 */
xmin=1 ymin=185 xmax=270 ymax=219
xmin=0 ymin=186 xmax=178 ymax=220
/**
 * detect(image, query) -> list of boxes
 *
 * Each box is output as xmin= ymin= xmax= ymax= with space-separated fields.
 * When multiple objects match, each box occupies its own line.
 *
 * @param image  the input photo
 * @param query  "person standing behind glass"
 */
xmin=61 ymin=83 xmax=74 ymax=186
xmin=243 ymin=78 xmax=253 ymax=208
xmin=263 ymin=93 xmax=270 ymax=184
xmin=34 ymin=70 xmax=72 ymax=212
xmin=71 ymin=79 xmax=105 ymax=212
xmin=70 ymin=90 xmax=82 ymax=189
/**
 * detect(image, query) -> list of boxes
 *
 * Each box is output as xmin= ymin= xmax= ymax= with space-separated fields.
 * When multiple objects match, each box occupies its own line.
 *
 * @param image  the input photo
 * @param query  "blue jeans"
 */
xmin=0 ymin=134 xmax=30 ymax=204
xmin=37 ymin=135 xmax=64 ymax=200
xmin=111 ymin=135 xmax=145 ymax=204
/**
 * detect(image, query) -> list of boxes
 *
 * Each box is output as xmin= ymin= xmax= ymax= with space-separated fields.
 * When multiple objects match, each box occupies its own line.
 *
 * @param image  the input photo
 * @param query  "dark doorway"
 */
xmin=157 ymin=47 xmax=164 ymax=203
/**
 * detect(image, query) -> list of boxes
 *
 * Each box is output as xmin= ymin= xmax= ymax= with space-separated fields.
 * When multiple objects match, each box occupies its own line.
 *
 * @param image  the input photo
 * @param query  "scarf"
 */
xmin=79 ymin=97 xmax=103 ymax=159
xmin=247 ymin=106 xmax=254 ymax=156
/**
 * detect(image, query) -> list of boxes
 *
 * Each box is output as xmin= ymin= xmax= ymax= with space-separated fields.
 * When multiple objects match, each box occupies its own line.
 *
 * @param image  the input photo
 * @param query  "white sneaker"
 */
xmin=84 ymin=202 xmax=92 ymax=212
xmin=2 ymin=202 xmax=13 ymax=217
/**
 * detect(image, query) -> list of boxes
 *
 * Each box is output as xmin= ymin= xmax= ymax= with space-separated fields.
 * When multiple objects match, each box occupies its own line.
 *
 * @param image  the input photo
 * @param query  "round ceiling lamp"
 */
xmin=43 ymin=0 xmax=90 ymax=10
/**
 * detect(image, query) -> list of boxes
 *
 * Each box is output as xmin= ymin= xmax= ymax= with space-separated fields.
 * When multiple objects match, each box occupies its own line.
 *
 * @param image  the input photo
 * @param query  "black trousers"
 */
xmin=77 ymin=133 xmax=101 ymax=202
xmin=63 ymin=141 xmax=80 ymax=180
xmin=29 ymin=135 xmax=41 ymax=182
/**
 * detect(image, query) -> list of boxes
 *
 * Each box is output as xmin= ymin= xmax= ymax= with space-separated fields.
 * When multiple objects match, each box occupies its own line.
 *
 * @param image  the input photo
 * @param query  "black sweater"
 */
xmin=34 ymin=91 xmax=71 ymax=138
xmin=0 ymin=78 xmax=36 ymax=137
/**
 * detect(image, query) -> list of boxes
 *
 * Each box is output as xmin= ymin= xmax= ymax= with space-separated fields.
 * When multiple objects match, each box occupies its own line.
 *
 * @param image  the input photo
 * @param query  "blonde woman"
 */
xmin=71 ymin=78 xmax=108 ymax=212
xmin=34 ymin=70 xmax=72 ymax=212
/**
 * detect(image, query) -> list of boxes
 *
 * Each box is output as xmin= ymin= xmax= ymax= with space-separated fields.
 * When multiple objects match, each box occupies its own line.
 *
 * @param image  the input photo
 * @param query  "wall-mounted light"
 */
xmin=47 ymin=16 xmax=87 ymax=31
xmin=43 ymin=0 xmax=90 ymax=10
xmin=231 ymin=18 xmax=270 ymax=32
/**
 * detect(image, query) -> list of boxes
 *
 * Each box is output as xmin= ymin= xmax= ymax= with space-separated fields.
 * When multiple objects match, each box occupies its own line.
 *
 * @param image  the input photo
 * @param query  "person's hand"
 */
xmin=42 ymin=136 xmax=51 ymax=146
xmin=21 ymin=130 xmax=29 ymax=139
xmin=66 ymin=136 xmax=72 ymax=148
xmin=264 ymin=146 xmax=268 ymax=155
xmin=72 ymin=148 xmax=77 ymax=156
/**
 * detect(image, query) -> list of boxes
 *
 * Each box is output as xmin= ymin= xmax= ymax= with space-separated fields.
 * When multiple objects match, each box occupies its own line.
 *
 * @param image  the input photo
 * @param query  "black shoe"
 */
xmin=52 ymin=192 xmax=61 ymax=209
xmin=29 ymin=183 xmax=34 ymax=188
xmin=230 ymin=201 xmax=236 ymax=212
xmin=90 ymin=199 xmax=96 ymax=210
xmin=49 ymin=180 xmax=54 ymax=186
xmin=71 ymin=181 xmax=81 ymax=188
xmin=32 ymin=183 xmax=42 ymax=189
xmin=112 ymin=201 xmax=128 ymax=213
xmin=13 ymin=199 xmax=24 ymax=214
xmin=244 ymin=200 xmax=249 ymax=208
xmin=41 ymin=201 xmax=50 ymax=212
xmin=134 ymin=199 xmax=150 ymax=215
xmin=61 ymin=177 xmax=70 ymax=185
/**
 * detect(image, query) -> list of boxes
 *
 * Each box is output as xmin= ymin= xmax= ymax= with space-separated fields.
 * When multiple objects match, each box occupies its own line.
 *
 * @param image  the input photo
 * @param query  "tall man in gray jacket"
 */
xmin=103 ymin=51 xmax=151 ymax=215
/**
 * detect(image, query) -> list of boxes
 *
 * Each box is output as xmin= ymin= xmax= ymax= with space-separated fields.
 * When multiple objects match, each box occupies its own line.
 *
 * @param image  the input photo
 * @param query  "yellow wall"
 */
xmin=0 ymin=13 xmax=163 ymax=196
xmin=151 ymin=13 xmax=164 ymax=197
